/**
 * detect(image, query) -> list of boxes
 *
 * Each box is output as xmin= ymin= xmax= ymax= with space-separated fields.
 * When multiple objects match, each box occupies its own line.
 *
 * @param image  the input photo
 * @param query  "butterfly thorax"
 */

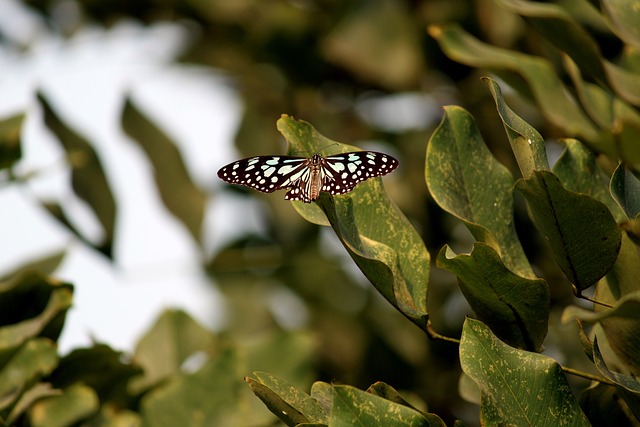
xmin=307 ymin=154 xmax=325 ymax=201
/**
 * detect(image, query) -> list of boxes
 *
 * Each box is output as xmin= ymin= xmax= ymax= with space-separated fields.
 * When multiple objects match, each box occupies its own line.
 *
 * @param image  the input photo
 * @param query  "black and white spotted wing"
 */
xmin=217 ymin=151 xmax=398 ymax=203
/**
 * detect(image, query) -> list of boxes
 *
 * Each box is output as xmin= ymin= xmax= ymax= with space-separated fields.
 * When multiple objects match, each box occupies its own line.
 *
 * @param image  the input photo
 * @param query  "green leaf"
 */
xmin=594 ymin=232 xmax=640 ymax=375
xmin=0 ymin=113 xmax=24 ymax=171
xmin=28 ymin=383 xmax=99 ymax=427
xmin=601 ymin=0 xmax=640 ymax=48
xmin=0 ymin=272 xmax=73 ymax=352
xmin=563 ymin=55 xmax=640 ymax=164
xmin=562 ymin=290 xmax=640 ymax=324
xmin=515 ymin=170 xmax=621 ymax=291
xmin=247 ymin=372 xmax=328 ymax=425
xmin=140 ymin=346 xmax=246 ymax=427
xmin=38 ymin=92 xmax=116 ymax=258
xmin=429 ymin=25 xmax=603 ymax=147
xmin=460 ymin=318 xmax=590 ymax=427
xmin=593 ymin=337 xmax=640 ymax=393
xmin=494 ymin=0 xmax=607 ymax=84
xmin=277 ymin=115 xmax=429 ymax=327
xmin=321 ymin=0 xmax=424 ymax=89
xmin=330 ymin=385 xmax=438 ymax=427
xmin=484 ymin=77 xmax=549 ymax=176
xmin=129 ymin=309 xmax=215 ymax=393
xmin=579 ymin=382 xmax=640 ymax=427
xmin=242 ymin=330 xmax=315 ymax=390
xmin=49 ymin=344 xmax=142 ymax=404
xmin=603 ymin=60 xmax=640 ymax=108
xmin=425 ymin=105 xmax=533 ymax=277
xmin=437 ymin=243 xmax=549 ymax=351
xmin=0 ymin=338 xmax=58 ymax=410
xmin=0 ymin=251 xmax=65 ymax=282
xmin=91 ymin=405 xmax=142 ymax=427
xmin=6 ymin=383 xmax=60 ymax=426
xmin=494 ymin=0 xmax=640 ymax=110
xmin=121 ymin=99 xmax=207 ymax=244
xmin=611 ymin=164 xmax=640 ymax=219
xmin=553 ymin=139 xmax=626 ymax=222
xmin=366 ymin=382 xmax=444 ymax=425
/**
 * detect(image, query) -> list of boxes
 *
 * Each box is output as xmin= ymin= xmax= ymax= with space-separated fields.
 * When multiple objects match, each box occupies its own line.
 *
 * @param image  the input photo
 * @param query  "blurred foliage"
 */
xmin=1 ymin=0 xmax=640 ymax=425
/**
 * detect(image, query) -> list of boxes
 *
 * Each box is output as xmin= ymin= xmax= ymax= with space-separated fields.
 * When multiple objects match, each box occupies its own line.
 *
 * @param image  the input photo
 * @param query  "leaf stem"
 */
xmin=425 ymin=319 xmax=461 ymax=344
xmin=561 ymin=366 xmax=615 ymax=385
xmin=581 ymin=294 xmax=613 ymax=308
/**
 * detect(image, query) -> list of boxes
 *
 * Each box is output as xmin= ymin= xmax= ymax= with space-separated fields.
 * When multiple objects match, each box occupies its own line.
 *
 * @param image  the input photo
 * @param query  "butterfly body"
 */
xmin=217 ymin=151 xmax=398 ymax=203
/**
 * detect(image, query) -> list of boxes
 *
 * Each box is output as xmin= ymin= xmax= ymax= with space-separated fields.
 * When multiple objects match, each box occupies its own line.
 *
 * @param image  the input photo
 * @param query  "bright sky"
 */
xmin=0 ymin=1 xmax=271 ymax=353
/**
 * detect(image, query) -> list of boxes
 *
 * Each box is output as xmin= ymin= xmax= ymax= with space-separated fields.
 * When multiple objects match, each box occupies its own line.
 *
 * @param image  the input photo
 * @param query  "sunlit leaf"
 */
xmin=366 ymin=382 xmax=443 ymax=424
xmin=0 ymin=339 xmax=58 ymax=411
xmin=247 ymin=372 xmax=328 ymax=425
xmin=331 ymin=385 xmax=440 ymax=426
xmin=601 ymin=0 xmax=640 ymax=48
xmin=29 ymin=383 xmax=99 ymax=427
xmin=460 ymin=318 xmax=590 ymax=426
xmin=277 ymin=115 xmax=429 ymax=327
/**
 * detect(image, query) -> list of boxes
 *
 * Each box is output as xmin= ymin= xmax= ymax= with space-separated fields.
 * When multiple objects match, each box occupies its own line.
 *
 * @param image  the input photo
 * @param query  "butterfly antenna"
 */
xmin=291 ymin=142 xmax=340 ymax=156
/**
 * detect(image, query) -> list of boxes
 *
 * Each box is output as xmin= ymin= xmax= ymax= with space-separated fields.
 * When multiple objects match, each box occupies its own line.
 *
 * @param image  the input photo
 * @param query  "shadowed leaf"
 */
xmin=438 ymin=243 xmax=549 ymax=351
xmin=38 ymin=92 xmax=116 ymax=258
xmin=515 ymin=171 xmax=621 ymax=291
xmin=122 ymin=99 xmax=207 ymax=244
xmin=426 ymin=105 xmax=533 ymax=277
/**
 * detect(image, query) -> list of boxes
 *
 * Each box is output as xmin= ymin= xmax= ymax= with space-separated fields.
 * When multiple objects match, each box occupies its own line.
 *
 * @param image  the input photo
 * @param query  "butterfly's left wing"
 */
xmin=320 ymin=151 xmax=398 ymax=195
xmin=217 ymin=156 xmax=310 ymax=194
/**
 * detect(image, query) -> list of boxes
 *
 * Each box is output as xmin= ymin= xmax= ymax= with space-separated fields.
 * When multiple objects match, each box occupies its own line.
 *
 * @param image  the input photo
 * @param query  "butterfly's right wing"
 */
xmin=217 ymin=156 xmax=310 ymax=194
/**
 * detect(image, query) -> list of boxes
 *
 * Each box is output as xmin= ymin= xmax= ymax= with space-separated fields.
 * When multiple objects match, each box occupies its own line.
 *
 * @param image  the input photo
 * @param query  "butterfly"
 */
xmin=217 ymin=151 xmax=398 ymax=203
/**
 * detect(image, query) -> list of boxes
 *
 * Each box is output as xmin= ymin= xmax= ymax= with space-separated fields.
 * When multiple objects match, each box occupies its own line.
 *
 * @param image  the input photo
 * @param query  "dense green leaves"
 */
xmin=460 ymin=318 xmax=590 ymax=427
xmin=429 ymin=24 xmax=602 ymax=144
xmin=277 ymin=116 xmax=430 ymax=327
